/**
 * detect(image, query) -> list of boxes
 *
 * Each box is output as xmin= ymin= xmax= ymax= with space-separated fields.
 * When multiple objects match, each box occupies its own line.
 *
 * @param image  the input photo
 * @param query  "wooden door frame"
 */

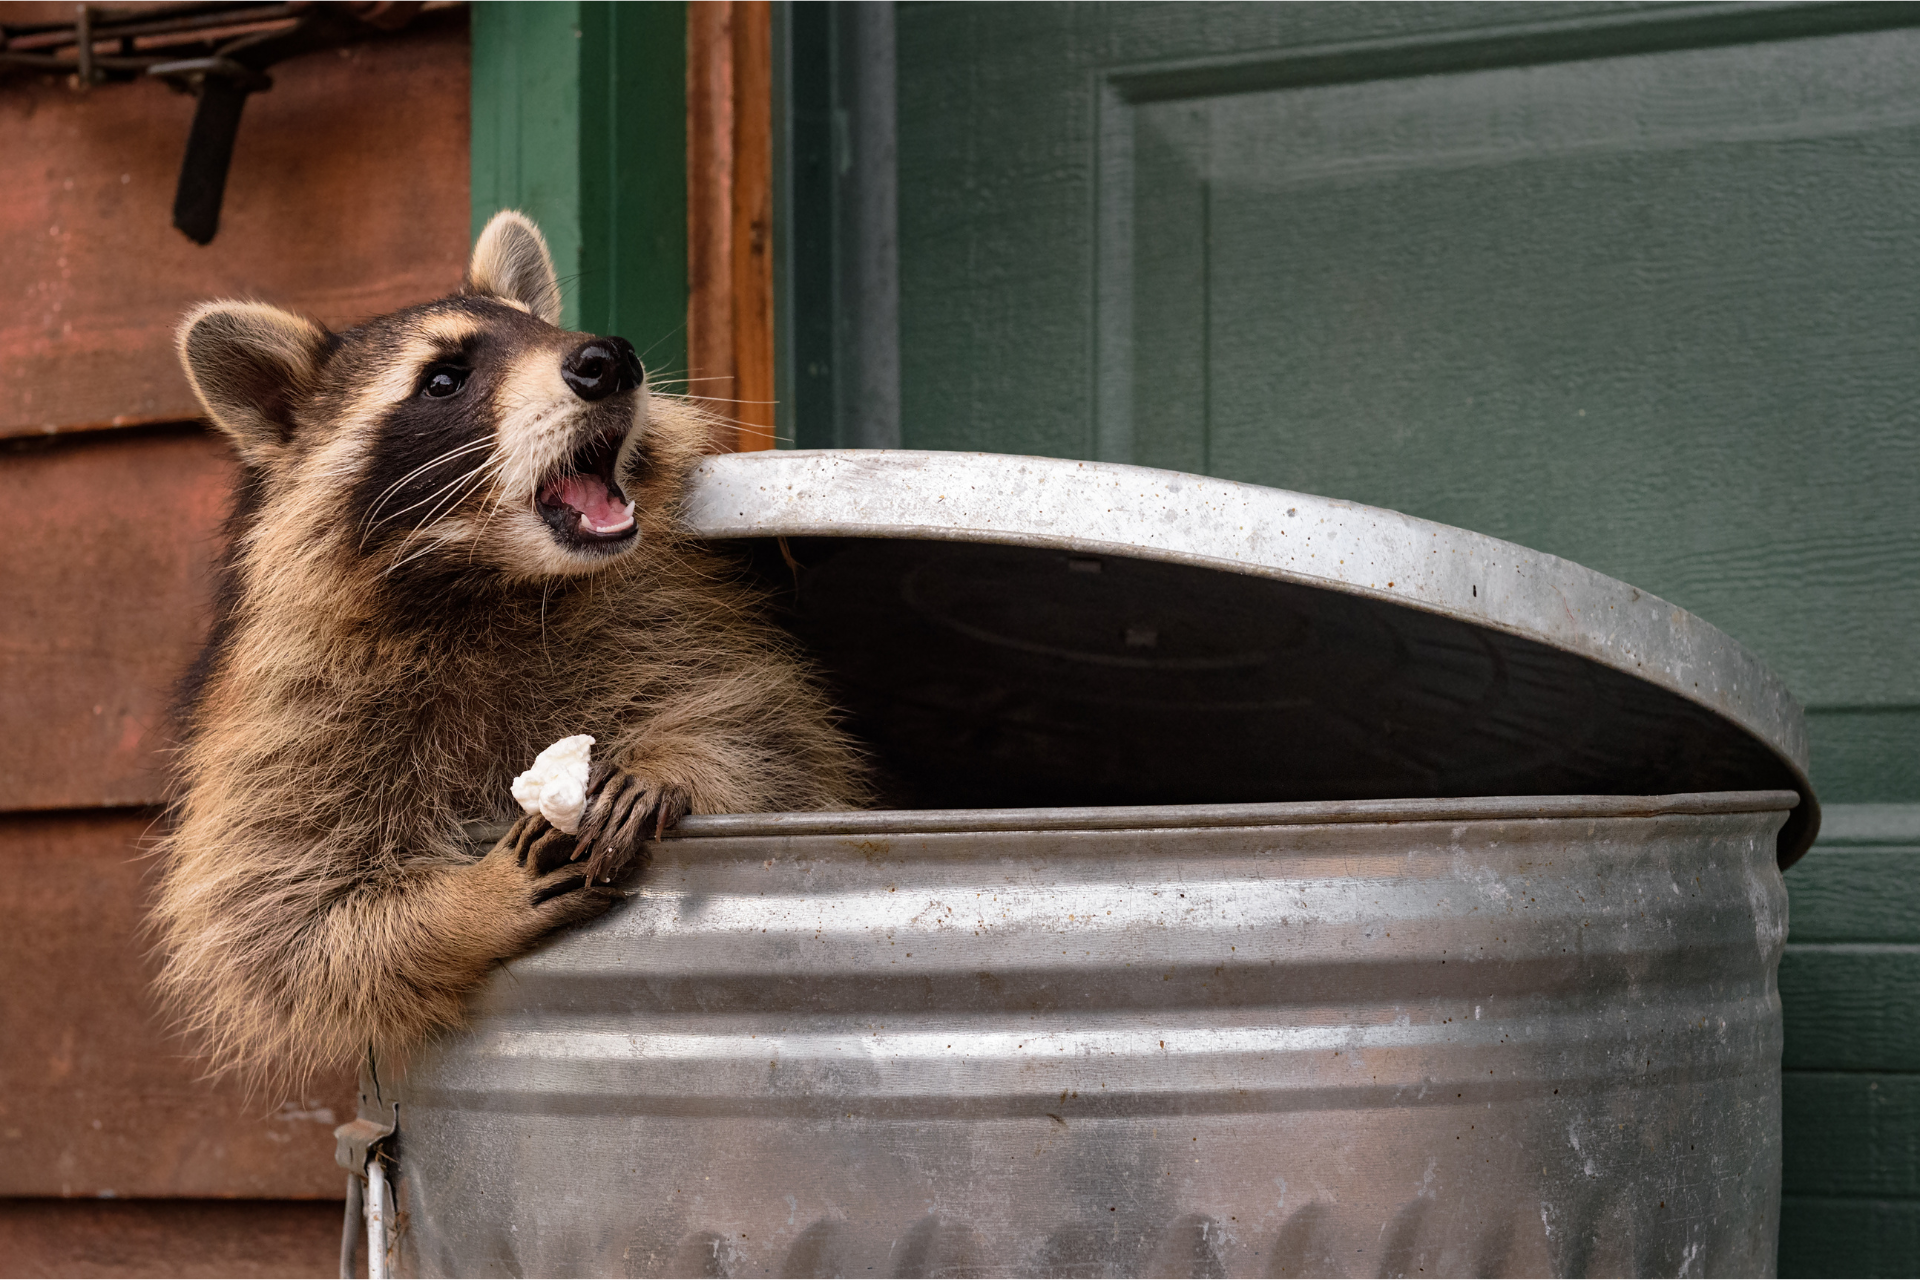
xmin=471 ymin=1 xmax=774 ymax=451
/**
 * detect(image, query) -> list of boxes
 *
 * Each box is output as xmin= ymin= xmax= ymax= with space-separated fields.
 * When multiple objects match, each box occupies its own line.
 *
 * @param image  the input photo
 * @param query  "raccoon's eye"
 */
xmin=420 ymin=364 xmax=469 ymax=399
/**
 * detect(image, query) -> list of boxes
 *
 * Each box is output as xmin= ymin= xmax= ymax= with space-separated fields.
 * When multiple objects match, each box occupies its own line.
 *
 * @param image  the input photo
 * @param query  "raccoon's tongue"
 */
xmin=544 ymin=474 xmax=636 ymax=535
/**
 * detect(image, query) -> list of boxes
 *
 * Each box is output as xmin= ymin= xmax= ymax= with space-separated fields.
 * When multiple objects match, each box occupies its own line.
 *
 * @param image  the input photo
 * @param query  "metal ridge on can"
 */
xmin=395 ymin=787 xmax=1794 ymax=1277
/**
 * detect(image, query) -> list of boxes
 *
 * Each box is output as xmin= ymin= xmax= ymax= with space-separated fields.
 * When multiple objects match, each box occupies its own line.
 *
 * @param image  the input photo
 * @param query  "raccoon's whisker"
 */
xmin=633 ymin=365 xmax=693 ymax=392
xmin=378 ymin=461 xmax=502 ymax=575
xmin=540 ymin=579 xmax=554 ymax=674
xmin=360 ymin=439 xmax=498 ymax=539
xmin=680 ymin=398 xmax=793 ymax=448
xmin=465 ymin=484 xmax=514 ymax=566
xmin=412 ymin=458 xmax=505 ymax=533
xmin=463 ymin=447 xmax=534 ymax=562
xmin=361 ymin=438 xmax=495 ymax=522
xmin=634 ymin=323 xmax=688 ymax=365
xmin=383 ymin=529 xmax=464 ymax=577
xmin=377 ymin=455 xmax=502 ymax=535
xmin=372 ymin=452 xmax=499 ymax=532
xmin=707 ymin=418 xmax=776 ymax=440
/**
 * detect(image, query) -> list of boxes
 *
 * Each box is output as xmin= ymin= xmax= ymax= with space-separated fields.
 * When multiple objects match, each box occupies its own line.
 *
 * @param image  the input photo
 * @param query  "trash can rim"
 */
xmin=464 ymin=790 xmax=1798 ymax=850
xmin=681 ymin=449 xmax=1820 ymax=864
xmin=654 ymin=789 xmax=1799 ymax=840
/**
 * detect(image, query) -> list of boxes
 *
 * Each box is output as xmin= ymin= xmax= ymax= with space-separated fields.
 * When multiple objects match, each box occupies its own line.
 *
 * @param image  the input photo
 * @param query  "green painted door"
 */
xmin=889 ymin=3 xmax=1920 ymax=1273
xmin=470 ymin=2 xmax=686 ymax=369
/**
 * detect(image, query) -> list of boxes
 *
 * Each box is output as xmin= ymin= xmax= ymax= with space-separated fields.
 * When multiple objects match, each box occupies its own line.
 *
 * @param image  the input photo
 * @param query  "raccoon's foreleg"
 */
xmin=305 ymin=815 xmax=618 ymax=1061
xmin=156 ymin=813 xmax=618 ymax=1081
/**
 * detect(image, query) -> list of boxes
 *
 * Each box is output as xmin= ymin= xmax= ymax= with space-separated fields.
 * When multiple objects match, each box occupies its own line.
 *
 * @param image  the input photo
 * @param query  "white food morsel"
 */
xmin=511 ymin=735 xmax=596 ymax=834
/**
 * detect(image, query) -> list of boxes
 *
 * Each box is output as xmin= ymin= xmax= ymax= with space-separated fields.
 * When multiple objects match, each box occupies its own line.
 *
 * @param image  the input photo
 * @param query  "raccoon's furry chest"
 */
xmin=248 ymin=583 xmax=650 ymax=841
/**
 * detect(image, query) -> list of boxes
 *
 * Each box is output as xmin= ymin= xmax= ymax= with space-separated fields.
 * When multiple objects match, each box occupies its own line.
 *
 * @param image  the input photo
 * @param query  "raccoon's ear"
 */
xmin=467 ymin=210 xmax=562 ymax=325
xmin=177 ymin=301 xmax=331 ymax=465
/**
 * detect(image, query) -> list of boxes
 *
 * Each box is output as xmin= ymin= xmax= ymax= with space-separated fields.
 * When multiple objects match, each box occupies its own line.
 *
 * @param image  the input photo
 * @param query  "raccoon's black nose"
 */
xmin=561 ymin=337 xmax=644 ymax=401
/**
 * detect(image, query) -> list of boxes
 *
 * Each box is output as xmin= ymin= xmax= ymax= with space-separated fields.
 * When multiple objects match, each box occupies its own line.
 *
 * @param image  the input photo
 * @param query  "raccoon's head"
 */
xmin=177 ymin=211 xmax=698 ymax=585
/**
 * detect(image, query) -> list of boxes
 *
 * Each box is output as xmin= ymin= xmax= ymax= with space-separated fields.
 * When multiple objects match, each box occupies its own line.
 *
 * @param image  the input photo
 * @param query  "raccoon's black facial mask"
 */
xmin=331 ymin=294 xmax=648 ymax=574
xmin=341 ymin=308 xmax=521 ymax=546
xmin=178 ymin=211 xmax=663 ymax=584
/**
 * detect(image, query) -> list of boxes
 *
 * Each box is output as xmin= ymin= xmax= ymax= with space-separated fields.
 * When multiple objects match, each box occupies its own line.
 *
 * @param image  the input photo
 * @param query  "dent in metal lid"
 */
xmin=684 ymin=451 xmax=1818 ymax=866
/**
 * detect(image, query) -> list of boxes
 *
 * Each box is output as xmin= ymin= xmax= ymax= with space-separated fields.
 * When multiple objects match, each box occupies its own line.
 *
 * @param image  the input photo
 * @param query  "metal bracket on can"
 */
xmin=335 ymin=1111 xmax=396 ymax=1279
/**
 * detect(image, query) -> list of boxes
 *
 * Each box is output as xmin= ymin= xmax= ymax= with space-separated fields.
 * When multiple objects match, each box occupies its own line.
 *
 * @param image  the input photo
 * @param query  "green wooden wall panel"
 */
xmin=472 ymin=3 xmax=585 ymax=314
xmin=579 ymin=3 xmax=689 ymax=385
xmin=1783 ymin=1073 xmax=1920 ymax=1200
xmin=1787 ymin=852 xmax=1920 ymax=944
xmin=1779 ymin=814 xmax=1920 ymax=1270
xmin=1780 ymin=1195 xmax=1920 ymax=1278
xmin=1808 ymin=709 xmax=1920 ymax=805
xmin=895 ymin=10 xmax=1920 ymax=1268
xmin=1167 ymin=37 xmax=1920 ymax=718
xmin=470 ymin=1 xmax=686 ymax=377
xmin=895 ymin=2 xmax=1920 ymax=810
xmin=892 ymin=0 xmax=1736 ymax=458
xmin=1781 ymin=948 xmax=1920 ymax=1071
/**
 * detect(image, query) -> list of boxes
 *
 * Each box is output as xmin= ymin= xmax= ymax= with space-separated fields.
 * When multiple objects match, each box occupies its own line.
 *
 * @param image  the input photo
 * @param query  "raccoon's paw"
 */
xmin=479 ymin=811 xmax=623 ymax=931
xmin=573 ymin=764 xmax=690 ymax=885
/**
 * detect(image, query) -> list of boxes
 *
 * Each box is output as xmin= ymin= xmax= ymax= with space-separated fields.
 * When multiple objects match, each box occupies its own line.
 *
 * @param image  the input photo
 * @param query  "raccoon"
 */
xmin=153 ymin=211 xmax=867 ymax=1084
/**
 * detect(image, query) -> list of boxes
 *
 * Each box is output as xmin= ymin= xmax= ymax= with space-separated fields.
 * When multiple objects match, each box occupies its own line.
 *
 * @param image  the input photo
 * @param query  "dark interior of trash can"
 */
xmin=741 ymin=536 xmax=1811 ymax=862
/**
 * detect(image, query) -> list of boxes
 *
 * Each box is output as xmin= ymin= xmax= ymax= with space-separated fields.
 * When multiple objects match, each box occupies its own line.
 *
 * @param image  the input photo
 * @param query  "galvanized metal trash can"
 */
xmin=372 ymin=452 xmax=1815 ymax=1278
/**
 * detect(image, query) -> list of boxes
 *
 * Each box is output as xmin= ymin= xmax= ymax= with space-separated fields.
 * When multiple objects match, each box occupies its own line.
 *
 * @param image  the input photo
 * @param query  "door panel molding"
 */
xmin=1106 ymin=1 xmax=1920 ymax=104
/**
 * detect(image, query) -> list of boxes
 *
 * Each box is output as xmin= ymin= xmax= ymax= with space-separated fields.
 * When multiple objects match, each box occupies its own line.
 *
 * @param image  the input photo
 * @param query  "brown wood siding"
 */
xmin=0 ymin=12 xmax=470 ymax=1275
xmin=0 ymin=23 xmax=471 ymax=440
xmin=729 ymin=1 xmax=776 ymax=452
xmin=0 ymin=1199 xmax=348 ymax=1278
xmin=0 ymin=431 xmax=232 ymax=812
xmin=687 ymin=0 xmax=775 ymax=452
xmin=0 ymin=809 xmax=352 ymax=1200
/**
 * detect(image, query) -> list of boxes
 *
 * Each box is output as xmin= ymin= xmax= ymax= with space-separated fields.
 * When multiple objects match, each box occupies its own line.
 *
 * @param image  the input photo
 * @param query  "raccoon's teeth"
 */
xmin=581 ymin=501 xmax=636 ymax=536
xmin=545 ymin=472 xmax=635 ymax=537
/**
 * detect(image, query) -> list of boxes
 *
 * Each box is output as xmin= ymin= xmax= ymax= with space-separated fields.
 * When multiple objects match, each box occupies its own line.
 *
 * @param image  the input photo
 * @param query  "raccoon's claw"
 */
xmin=478 ymin=814 xmax=606 ymax=922
xmin=496 ymin=810 xmax=580 ymax=875
xmin=530 ymin=860 xmax=593 ymax=905
xmin=575 ymin=769 xmax=689 ymax=884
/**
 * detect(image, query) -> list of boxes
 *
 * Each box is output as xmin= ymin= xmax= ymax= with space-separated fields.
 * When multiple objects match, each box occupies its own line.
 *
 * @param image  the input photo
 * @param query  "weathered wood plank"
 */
xmin=1781 ymin=946 xmax=1920 ymax=1071
xmin=688 ymin=0 xmax=736 ymax=433
xmin=0 ymin=810 xmax=353 ymax=1198
xmin=0 ymin=18 xmax=469 ymax=436
xmin=0 ymin=1198 xmax=345 ymax=1279
xmin=685 ymin=1 xmax=777 ymax=451
xmin=0 ymin=429 xmax=231 ymax=812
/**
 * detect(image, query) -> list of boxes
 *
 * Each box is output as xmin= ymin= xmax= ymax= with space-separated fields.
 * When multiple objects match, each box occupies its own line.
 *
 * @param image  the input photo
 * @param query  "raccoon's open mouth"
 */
xmin=535 ymin=429 xmax=636 ymax=548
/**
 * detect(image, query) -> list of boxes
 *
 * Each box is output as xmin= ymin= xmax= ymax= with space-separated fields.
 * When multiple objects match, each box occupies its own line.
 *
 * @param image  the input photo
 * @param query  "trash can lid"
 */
xmin=684 ymin=451 xmax=1817 ymax=867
